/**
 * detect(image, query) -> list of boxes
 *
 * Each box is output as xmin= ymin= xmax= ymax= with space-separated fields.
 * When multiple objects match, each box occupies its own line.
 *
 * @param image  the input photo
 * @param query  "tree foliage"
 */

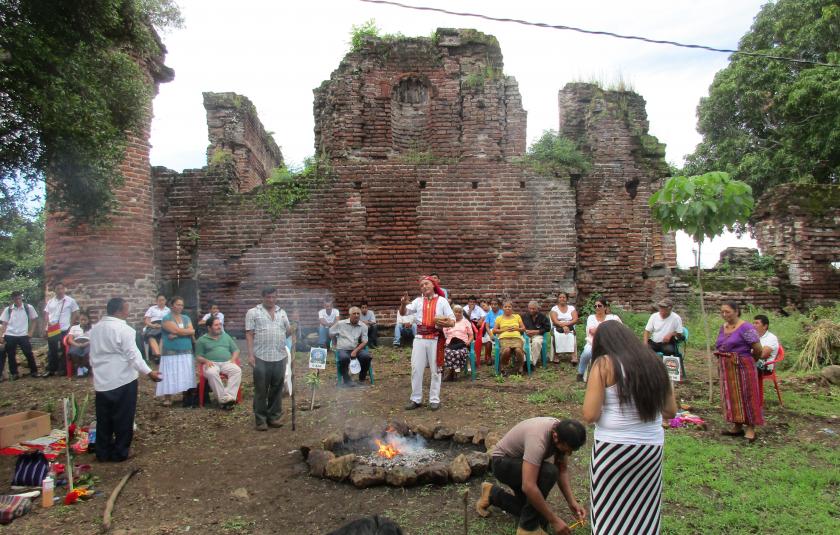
xmin=521 ymin=130 xmax=592 ymax=176
xmin=685 ymin=0 xmax=840 ymax=200
xmin=0 ymin=207 xmax=44 ymax=306
xmin=0 ymin=0 xmax=182 ymax=223
xmin=650 ymin=172 xmax=754 ymax=244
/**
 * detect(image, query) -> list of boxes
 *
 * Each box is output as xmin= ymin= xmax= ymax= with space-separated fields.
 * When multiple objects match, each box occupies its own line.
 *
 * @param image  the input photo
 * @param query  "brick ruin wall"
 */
xmin=752 ymin=184 xmax=840 ymax=308
xmin=44 ymin=52 xmax=174 ymax=325
xmin=46 ymin=28 xmax=679 ymax=333
xmin=559 ymin=84 xmax=676 ymax=311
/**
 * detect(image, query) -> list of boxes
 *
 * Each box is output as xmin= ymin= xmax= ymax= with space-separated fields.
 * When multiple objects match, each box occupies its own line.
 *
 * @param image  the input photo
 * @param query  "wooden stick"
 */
xmin=63 ymin=398 xmax=74 ymax=491
xmin=101 ymin=468 xmax=141 ymax=532
xmin=309 ymin=369 xmax=319 ymax=411
xmin=290 ymin=346 xmax=296 ymax=431
xmin=463 ymin=488 xmax=469 ymax=535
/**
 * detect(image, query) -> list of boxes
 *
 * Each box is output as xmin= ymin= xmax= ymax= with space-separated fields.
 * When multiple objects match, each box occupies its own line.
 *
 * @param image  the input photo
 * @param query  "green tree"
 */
xmin=649 ymin=172 xmax=754 ymax=399
xmin=0 ymin=208 xmax=44 ymax=307
xmin=0 ymin=0 xmax=182 ymax=223
xmin=521 ymin=130 xmax=592 ymax=176
xmin=685 ymin=0 xmax=840 ymax=200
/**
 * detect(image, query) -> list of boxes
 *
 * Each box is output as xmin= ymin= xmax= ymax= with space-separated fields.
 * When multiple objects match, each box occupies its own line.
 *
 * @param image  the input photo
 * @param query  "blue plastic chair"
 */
xmin=334 ymin=341 xmax=375 ymax=385
xmin=467 ymin=343 xmax=478 ymax=381
xmin=494 ymin=335 xmax=532 ymax=376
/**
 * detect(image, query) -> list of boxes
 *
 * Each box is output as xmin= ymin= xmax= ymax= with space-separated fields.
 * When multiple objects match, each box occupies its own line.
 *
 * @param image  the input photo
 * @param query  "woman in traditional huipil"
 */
xmin=715 ymin=301 xmax=763 ymax=443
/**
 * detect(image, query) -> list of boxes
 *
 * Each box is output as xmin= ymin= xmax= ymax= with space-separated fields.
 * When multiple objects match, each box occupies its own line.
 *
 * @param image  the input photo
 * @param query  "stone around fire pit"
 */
xmin=325 ymin=454 xmax=355 ymax=481
xmin=465 ymin=451 xmax=490 ymax=476
xmin=472 ymin=427 xmax=490 ymax=446
xmin=414 ymin=424 xmax=435 ymax=439
xmin=417 ymin=462 xmax=450 ymax=485
xmin=449 ymin=454 xmax=471 ymax=483
xmin=386 ymin=466 xmax=418 ymax=487
xmin=307 ymin=449 xmax=335 ymax=477
xmin=484 ymin=431 xmax=504 ymax=452
xmin=322 ymin=432 xmax=344 ymax=451
xmin=350 ymin=465 xmax=387 ymax=488
xmin=453 ymin=428 xmax=476 ymax=444
xmin=433 ymin=426 xmax=455 ymax=440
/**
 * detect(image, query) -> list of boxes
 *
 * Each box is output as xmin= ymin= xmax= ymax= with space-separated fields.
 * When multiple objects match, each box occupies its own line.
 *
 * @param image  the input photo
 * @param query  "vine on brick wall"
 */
xmin=255 ymin=155 xmax=332 ymax=218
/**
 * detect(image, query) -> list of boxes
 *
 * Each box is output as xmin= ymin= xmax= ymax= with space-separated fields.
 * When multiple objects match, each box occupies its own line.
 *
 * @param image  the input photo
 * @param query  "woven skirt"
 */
xmin=590 ymin=440 xmax=663 ymax=535
xmin=155 ymin=352 xmax=196 ymax=396
xmin=718 ymin=352 xmax=764 ymax=426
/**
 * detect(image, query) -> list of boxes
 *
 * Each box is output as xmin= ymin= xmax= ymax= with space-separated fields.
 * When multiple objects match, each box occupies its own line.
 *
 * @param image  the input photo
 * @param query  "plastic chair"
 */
xmin=335 ymin=341 xmax=375 ymax=385
xmin=472 ymin=323 xmax=487 ymax=368
xmin=759 ymin=344 xmax=785 ymax=407
xmin=494 ymin=335 xmax=532 ymax=376
xmin=198 ymin=357 xmax=244 ymax=408
xmin=64 ymin=334 xmax=93 ymax=379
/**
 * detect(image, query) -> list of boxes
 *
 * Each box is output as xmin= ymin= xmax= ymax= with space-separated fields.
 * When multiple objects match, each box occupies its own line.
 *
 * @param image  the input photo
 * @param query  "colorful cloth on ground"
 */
xmin=0 ymin=495 xmax=32 ymax=525
xmin=716 ymin=322 xmax=763 ymax=426
xmin=590 ymin=440 xmax=663 ymax=535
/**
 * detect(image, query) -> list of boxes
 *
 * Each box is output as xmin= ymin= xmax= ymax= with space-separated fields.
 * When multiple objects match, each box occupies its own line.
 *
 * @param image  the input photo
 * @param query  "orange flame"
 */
xmin=375 ymin=438 xmax=401 ymax=459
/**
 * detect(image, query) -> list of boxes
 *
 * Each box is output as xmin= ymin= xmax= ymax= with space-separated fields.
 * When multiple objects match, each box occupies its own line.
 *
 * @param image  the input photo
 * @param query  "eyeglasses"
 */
xmin=594 ymin=304 xmax=604 ymax=308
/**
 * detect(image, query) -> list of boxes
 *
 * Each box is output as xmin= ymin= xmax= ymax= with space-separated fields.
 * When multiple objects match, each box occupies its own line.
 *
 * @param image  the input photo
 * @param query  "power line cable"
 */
xmin=359 ymin=0 xmax=840 ymax=68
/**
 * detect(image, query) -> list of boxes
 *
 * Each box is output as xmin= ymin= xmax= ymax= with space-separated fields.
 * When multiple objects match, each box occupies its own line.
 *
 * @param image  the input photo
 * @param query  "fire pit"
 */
xmin=302 ymin=421 xmax=493 ymax=488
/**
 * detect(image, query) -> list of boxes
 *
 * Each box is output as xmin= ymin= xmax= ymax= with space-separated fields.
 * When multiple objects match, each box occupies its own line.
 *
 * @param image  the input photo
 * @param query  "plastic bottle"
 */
xmin=41 ymin=477 xmax=54 ymax=508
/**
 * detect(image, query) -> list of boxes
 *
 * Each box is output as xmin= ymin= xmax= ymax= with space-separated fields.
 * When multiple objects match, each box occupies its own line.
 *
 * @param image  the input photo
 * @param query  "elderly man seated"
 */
xmin=330 ymin=306 xmax=371 ymax=387
xmin=523 ymin=300 xmax=551 ymax=366
xmin=643 ymin=298 xmax=684 ymax=356
xmin=195 ymin=316 xmax=241 ymax=409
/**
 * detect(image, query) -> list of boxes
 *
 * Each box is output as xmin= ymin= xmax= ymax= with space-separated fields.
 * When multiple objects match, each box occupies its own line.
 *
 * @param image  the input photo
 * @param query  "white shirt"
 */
xmin=396 ymin=310 xmax=414 ymax=327
xmin=464 ymin=304 xmax=486 ymax=322
xmin=318 ymin=308 xmax=339 ymax=326
xmin=360 ymin=310 xmax=376 ymax=325
xmin=44 ymin=295 xmax=79 ymax=330
xmin=595 ymin=383 xmax=664 ymax=445
xmin=1 ymin=303 xmax=39 ymax=337
xmin=68 ymin=324 xmax=90 ymax=340
xmin=144 ymin=305 xmax=170 ymax=323
xmin=550 ymin=305 xmax=576 ymax=327
xmin=201 ymin=312 xmax=225 ymax=327
xmin=760 ymin=331 xmax=780 ymax=369
xmin=645 ymin=312 xmax=684 ymax=343
xmin=585 ymin=314 xmax=622 ymax=345
xmin=404 ymin=296 xmax=455 ymax=335
xmin=89 ymin=316 xmax=152 ymax=392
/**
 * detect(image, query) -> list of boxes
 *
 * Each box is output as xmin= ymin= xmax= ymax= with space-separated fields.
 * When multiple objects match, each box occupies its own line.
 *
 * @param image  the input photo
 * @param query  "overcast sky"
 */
xmin=149 ymin=0 xmax=766 ymax=267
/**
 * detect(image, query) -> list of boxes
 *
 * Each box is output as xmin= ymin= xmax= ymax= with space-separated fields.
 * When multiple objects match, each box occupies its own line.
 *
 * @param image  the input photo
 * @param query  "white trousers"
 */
xmin=203 ymin=361 xmax=242 ymax=403
xmin=529 ymin=335 xmax=544 ymax=365
xmin=411 ymin=338 xmax=441 ymax=404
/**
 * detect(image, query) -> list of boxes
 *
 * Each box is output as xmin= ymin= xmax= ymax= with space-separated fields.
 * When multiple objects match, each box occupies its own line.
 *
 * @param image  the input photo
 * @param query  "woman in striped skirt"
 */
xmin=582 ymin=320 xmax=677 ymax=534
xmin=156 ymin=297 xmax=196 ymax=407
xmin=714 ymin=301 xmax=764 ymax=443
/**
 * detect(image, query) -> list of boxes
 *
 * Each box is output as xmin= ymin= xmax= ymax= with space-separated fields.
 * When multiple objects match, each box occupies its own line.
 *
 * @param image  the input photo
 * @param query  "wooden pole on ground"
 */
xmin=101 ymin=468 xmax=141 ymax=532
xmin=462 ymin=488 xmax=469 ymax=535
xmin=309 ymin=370 xmax=319 ymax=411
xmin=290 ymin=345 xmax=296 ymax=431
xmin=62 ymin=398 xmax=74 ymax=491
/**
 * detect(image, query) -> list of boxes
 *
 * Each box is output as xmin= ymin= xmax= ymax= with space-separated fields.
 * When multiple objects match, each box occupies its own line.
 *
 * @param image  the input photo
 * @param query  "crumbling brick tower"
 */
xmin=44 ymin=48 xmax=174 ymax=324
xmin=559 ymin=83 xmax=676 ymax=309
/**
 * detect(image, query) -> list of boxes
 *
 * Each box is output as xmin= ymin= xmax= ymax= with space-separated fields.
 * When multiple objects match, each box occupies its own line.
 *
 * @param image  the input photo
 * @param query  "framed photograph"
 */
xmin=308 ymin=347 xmax=328 ymax=370
xmin=662 ymin=355 xmax=682 ymax=382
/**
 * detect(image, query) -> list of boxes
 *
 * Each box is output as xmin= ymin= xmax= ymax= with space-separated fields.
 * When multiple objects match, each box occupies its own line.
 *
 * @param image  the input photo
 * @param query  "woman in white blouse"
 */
xmin=577 ymin=297 xmax=621 ymax=382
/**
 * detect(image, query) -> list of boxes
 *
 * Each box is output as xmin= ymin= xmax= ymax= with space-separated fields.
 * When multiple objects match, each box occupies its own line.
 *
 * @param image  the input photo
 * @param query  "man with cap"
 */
xmin=399 ymin=276 xmax=455 ymax=411
xmin=643 ymin=298 xmax=684 ymax=356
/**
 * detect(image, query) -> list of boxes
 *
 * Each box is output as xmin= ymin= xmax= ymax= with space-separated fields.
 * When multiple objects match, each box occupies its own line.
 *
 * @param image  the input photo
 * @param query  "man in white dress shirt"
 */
xmin=399 ymin=276 xmax=455 ymax=411
xmin=90 ymin=297 xmax=162 ymax=462
xmin=642 ymin=298 xmax=684 ymax=356
xmin=42 ymin=282 xmax=80 ymax=377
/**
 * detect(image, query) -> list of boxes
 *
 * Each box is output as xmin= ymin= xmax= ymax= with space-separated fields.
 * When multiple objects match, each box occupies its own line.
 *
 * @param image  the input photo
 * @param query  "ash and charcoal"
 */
xmin=337 ymin=432 xmax=481 ymax=470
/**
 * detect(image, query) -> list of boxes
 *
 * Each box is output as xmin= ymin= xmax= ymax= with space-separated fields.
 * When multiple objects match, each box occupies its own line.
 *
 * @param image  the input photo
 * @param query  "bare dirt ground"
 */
xmin=1 ymin=341 xmax=836 ymax=534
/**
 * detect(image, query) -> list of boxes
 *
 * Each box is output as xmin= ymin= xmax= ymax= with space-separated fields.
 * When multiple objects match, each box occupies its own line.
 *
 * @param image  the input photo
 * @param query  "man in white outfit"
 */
xmin=399 ymin=276 xmax=455 ymax=411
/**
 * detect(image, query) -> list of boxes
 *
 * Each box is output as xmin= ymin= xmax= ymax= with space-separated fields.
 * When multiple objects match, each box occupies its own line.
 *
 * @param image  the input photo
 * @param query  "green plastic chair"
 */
xmin=494 ymin=335 xmax=532 ymax=376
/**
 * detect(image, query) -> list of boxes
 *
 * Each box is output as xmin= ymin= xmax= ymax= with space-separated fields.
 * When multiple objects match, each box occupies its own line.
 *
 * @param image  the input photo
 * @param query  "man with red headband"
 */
xmin=399 ymin=276 xmax=455 ymax=410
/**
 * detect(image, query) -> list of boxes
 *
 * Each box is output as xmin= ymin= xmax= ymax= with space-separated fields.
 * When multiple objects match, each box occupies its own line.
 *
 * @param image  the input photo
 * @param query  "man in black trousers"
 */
xmin=89 ymin=297 xmax=162 ymax=462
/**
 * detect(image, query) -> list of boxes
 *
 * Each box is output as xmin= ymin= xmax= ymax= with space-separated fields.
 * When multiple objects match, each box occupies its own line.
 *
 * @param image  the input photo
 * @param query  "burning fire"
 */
xmin=374 ymin=438 xmax=401 ymax=459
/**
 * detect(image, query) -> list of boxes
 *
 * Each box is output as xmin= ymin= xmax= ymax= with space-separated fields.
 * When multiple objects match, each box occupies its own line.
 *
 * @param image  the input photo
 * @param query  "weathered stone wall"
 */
xmin=752 ymin=184 xmax=840 ymax=308
xmin=204 ymin=92 xmax=283 ymax=191
xmin=44 ymin=51 xmax=174 ymax=325
xmin=558 ymin=83 xmax=676 ymax=310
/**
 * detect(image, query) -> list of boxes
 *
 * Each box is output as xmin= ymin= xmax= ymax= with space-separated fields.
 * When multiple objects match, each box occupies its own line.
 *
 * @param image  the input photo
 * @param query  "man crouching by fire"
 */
xmin=476 ymin=417 xmax=587 ymax=535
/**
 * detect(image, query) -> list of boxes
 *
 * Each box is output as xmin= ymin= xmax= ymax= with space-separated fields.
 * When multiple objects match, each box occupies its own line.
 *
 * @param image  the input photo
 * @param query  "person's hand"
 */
xmin=148 ymin=371 xmax=163 ymax=382
xmin=550 ymin=515 xmax=571 ymax=535
xmin=168 ymin=333 xmax=177 ymax=340
xmin=663 ymin=333 xmax=673 ymax=343
xmin=400 ymin=292 xmax=410 ymax=305
xmin=248 ymin=354 xmax=256 ymax=367
xmin=562 ymin=326 xmax=570 ymax=334
xmin=351 ymin=350 xmax=358 ymax=358
xmin=569 ymin=500 xmax=587 ymax=521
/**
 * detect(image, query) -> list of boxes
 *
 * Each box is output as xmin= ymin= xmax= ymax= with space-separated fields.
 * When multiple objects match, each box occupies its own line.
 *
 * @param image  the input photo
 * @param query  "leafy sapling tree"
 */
xmin=649 ymin=172 xmax=754 ymax=400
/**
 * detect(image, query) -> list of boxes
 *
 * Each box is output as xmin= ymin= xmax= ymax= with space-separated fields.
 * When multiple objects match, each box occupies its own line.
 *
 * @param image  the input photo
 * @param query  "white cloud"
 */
xmin=149 ymin=0 xmax=767 ymax=265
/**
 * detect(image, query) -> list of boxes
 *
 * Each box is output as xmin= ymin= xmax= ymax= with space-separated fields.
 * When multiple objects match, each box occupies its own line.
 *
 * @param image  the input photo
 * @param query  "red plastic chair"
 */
xmin=63 ymin=334 xmax=93 ymax=379
xmin=759 ymin=345 xmax=785 ymax=407
xmin=198 ymin=358 xmax=243 ymax=407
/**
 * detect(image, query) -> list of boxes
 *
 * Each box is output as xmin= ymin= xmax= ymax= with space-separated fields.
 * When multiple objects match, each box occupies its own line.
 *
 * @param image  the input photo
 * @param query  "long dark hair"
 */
xmin=591 ymin=320 xmax=670 ymax=421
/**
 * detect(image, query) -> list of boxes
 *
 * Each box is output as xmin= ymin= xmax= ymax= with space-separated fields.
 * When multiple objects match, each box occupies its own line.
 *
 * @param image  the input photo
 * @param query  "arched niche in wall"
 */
xmin=391 ymin=75 xmax=432 ymax=153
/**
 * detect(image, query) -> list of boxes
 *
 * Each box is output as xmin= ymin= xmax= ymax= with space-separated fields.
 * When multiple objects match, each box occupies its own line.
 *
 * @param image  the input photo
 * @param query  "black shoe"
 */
xmin=429 ymin=402 xmax=440 ymax=411
xmin=404 ymin=401 xmax=422 ymax=410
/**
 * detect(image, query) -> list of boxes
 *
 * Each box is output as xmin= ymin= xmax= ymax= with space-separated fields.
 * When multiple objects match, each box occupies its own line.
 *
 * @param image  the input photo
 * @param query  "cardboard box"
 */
xmin=0 ymin=411 xmax=51 ymax=448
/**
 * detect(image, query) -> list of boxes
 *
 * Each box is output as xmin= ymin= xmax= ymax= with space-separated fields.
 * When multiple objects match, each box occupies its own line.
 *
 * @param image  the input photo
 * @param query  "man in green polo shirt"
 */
xmin=195 ymin=316 xmax=241 ymax=410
